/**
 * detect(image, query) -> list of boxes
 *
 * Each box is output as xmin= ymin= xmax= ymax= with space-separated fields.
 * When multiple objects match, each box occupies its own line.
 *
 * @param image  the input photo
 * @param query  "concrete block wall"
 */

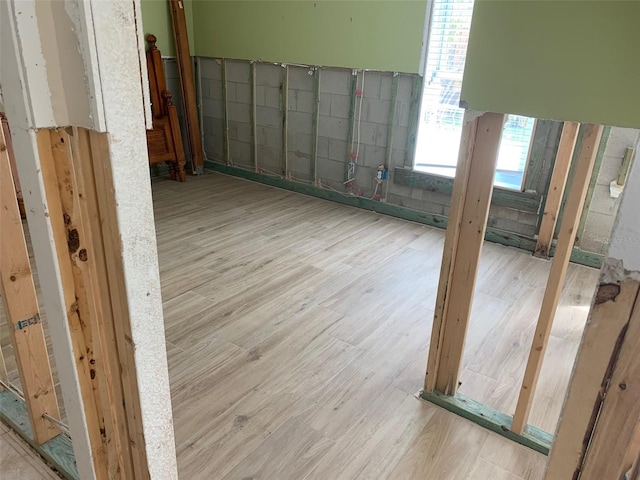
xmin=580 ymin=127 xmax=640 ymax=254
xmin=197 ymin=57 xmax=565 ymax=248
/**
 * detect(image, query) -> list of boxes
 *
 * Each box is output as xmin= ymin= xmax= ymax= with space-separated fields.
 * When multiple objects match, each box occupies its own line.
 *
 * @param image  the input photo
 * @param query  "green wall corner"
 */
xmin=140 ymin=0 xmax=195 ymax=56
xmin=461 ymin=1 xmax=640 ymax=128
xmin=192 ymin=1 xmax=427 ymax=73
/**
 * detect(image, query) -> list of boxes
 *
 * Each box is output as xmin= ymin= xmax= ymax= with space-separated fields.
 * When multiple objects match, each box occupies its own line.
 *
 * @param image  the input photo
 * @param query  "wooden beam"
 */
xmin=0 ymin=128 xmax=61 ymax=444
xmin=250 ymin=62 xmax=258 ymax=172
xmin=168 ymin=0 xmax=204 ymax=175
xmin=512 ymin=124 xmax=603 ymax=434
xmin=534 ymin=121 xmax=580 ymax=258
xmin=384 ymin=73 xmax=399 ymax=202
xmin=0 ymin=343 xmax=9 ymax=391
xmin=618 ymin=147 xmax=635 ymax=186
xmin=282 ymin=64 xmax=289 ymax=177
xmin=572 ymin=292 xmax=640 ymax=480
xmin=310 ymin=67 xmax=321 ymax=185
xmin=222 ymin=59 xmax=230 ymax=165
xmin=425 ymin=111 xmax=505 ymax=395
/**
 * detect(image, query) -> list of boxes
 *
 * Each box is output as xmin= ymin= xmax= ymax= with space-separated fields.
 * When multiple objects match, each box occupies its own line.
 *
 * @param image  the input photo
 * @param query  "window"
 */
xmin=415 ymin=0 xmax=535 ymax=191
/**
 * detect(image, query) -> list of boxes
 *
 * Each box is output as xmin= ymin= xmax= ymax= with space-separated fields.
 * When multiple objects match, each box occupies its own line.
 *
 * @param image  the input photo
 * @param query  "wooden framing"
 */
xmin=222 ymin=59 xmax=231 ymax=165
xmin=169 ymin=0 xmax=204 ymax=175
xmin=0 ymin=126 xmax=61 ymax=444
xmin=424 ymin=111 xmax=505 ymax=395
xmin=282 ymin=64 xmax=289 ymax=177
xmin=534 ymin=121 xmax=580 ymax=258
xmin=250 ymin=62 xmax=258 ymax=171
xmin=512 ymin=124 xmax=603 ymax=434
xmin=311 ymin=67 xmax=321 ymax=185
xmin=618 ymin=147 xmax=635 ymax=187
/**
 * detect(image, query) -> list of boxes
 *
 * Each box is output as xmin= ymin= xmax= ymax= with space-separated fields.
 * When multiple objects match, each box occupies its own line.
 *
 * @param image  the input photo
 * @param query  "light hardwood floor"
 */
xmin=0 ymin=171 xmax=599 ymax=479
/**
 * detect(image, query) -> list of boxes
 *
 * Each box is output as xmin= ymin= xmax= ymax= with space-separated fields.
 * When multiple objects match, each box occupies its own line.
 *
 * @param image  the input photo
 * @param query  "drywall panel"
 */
xmin=461 ymin=1 xmax=640 ymax=128
xmin=192 ymin=1 xmax=427 ymax=73
xmin=140 ymin=0 xmax=194 ymax=56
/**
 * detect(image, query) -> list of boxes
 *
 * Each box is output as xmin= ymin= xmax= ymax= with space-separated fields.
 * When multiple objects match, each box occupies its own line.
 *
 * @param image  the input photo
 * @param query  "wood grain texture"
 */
xmin=512 ymin=124 xmax=603 ymax=434
xmin=534 ymin=121 xmax=579 ymax=258
xmin=1 ymin=171 xmax=600 ymax=479
xmin=0 ymin=127 xmax=60 ymax=444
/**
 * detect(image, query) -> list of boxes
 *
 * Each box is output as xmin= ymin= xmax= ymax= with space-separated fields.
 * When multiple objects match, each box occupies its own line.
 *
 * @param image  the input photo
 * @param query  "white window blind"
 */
xmin=415 ymin=0 xmax=535 ymax=191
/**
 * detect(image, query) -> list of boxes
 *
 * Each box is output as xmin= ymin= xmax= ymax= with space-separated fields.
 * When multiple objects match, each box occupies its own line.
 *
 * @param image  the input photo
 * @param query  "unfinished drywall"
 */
xmin=199 ymin=57 xmax=566 ymax=252
xmin=461 ymin=1 xmax=640 ymax=128
xmin=580 ymin=128 xmax=640 ymax=255
xmin=192 ymin=1 xmax=427 ymax=73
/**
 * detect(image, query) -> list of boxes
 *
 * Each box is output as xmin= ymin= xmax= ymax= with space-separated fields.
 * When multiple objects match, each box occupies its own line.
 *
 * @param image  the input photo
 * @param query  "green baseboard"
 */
xmin=0 ymin=391 xmax=78 ymax=479
xmin=419 ymin=390 xmax=553 ymax=455
xmin=205 ymin=160 xmax=603 ymax=269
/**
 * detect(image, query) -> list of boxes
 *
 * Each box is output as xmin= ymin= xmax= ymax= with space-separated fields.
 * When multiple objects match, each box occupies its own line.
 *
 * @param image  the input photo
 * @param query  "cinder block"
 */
xmin=397 ymin=76 xmax=414 ymax=102
xmin=319 ymin=115 xmax=348 ymax=141
xmin=330 ymin=94 xmax=351 ymax=119
xmin=328 ymin=139 xmax=348 ymax=161
xmin=256 ymin=106 xmax=282 ymax=128
xmin=255 ymin=86 xmax=266 ymax=106
xmin=317 ymin=137 xmax=329 ymax=158
xmin=295 ymin=132 xmax=313 ymax=155
xmin=203 ymin=116 xmax=214 ymax=136
xmin=294 ymin=90 xmax=315 ymax=114
xmin=517 ymin=211 xmax=539 ymax=227
xmin=320 ymin=68 xmax=351 ymax=95
xmin=198 ymin=57 xmax=222 ymax=80
xmin=163 ymin=59 xmax=179 ymax=80
xmin=358 ymin=122 xmax=378 ymax=146
xmin=227 ymin=102 xmax=250 ymax=123
xmin=388 ymin=182 xmax=412 ymax=198
xmin=362 ymin=72 xmax=382 ymax=99
xmin=588 ymin=184 xmax=619 ymax=215
xmin=365 ymin=99 xmax=391 ymax=124
xmin=289 ymin=66 xmax=314 ymax=91
xmin=237 ymin=123 xmax=252 ymax=143
xmin=203 ymin=98 xmax=224 ymax=119
xmin=488 ymin=216 xmax=536 ymax=237
xmin=397 ymin=102 xmax=411 ymax=127
xmin=596 ymin=155 xmax=623 ymax=186
xmin=392 ymin=148 xmax=409 ymax=168
xmin=257 ymin=63 xmax=282 ymax=88
xmin=380 ymin=73 xmax=393 ymax=101
xmin=288 ymin=154 xmax=311 ymax=177
xmin=258 ymin=126 xmax=282 ymax=148
xmin=605 ymin=127 xmax=640 ymax=158
xmin=226 ymin=61 xmax=250 ymax=83
xmin=226 ymin=82 xmax=237 ymax=102
xmin=287 ymin=132 xmax=295 ymax=152
xmin=265 ymin=87 xmax=281 ymax=109
xmin=228 ymin=120 xmax=239 ymax=140
xmin=208 ymin=79 xmax=223 ymax=100
xmin=392 ymin=126 xmax=409 ymax=150
xmin=489 ymin=204 xmax=519 ymax=222
xmin=422 ymin=190 xmax=451 ymax=207
xmin=376 ymin=124 xmax=388 ymax=148
xmin=257 ymin=145 xmax=281 ymax=171
xmin=363 ymin=145 xmax=386 ymax=167
xmin=319 ymin=93 xmax=331 ymax=116
xmin=211 ymin=117 xmax=224 ymax=136
xmin=289 ymin=111 xmax=313 ymax=134
xmin=317 ymin=158 xmax=346 ymax=182
xmin=236 ymin=83 xmax=251 ymax=104
xmin=229 ymin=139 xmax=251 ymax=164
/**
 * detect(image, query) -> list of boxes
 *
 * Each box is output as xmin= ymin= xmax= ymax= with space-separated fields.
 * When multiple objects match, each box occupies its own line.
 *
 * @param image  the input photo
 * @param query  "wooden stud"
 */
xmin=404 ymin=75 xmax=423 ymax=168
xmin=383 ymin=73 xmax=399 ymax=202
xmin=534 ymin=121 xmax=580 ymax=258
xmin=425 ymin=111 xmax=505 ymax=395
xmin=345 ymin=70 xmax=358 ymax=182
xmin=83 ymin=129 xmax=151 ymax=480
xmin=0 ymin=344 xmax=9 ymax=391
xmin=250 ymin=62 xmax=258 ymax=172
xmin=168 ymin=0 xmax=204 ymax=175
xmin=0 ymin=127 xmax=61 ymax=444
xmin=310 ymin=67 xmax=321 ymax=185
xmin=546 ymin=280 xmax=640 ymax=480
xmin=282 ymin=65 xmax=289 ymax=177
xmin=222 ymin=59 xmax=230 ymax=165
xmin=618 ymin=147 xmax=635 ymax=186
xmin=512 ymin=124 xmax=603 ymax=434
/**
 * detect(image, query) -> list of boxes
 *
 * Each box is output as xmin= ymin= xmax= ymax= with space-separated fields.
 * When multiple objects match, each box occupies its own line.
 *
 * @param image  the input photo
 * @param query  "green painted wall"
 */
xmin=191 ymin=1 xmax=427 ymax=73
xmin=461 ymin=1 xmax=640 ymax=128
xmin=140 ymin=0 xmax=194 ymax=56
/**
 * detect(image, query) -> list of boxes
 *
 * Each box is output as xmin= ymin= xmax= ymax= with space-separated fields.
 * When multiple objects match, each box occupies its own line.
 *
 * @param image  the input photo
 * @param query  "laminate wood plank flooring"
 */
xmin=0 ymin=171 xmax=600 ymax=479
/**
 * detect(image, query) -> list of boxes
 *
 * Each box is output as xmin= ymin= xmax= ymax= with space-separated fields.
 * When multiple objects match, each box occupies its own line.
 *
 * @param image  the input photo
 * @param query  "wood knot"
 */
xmin=78 ymin=248 xmax=88 ymax=261
xmin=594 ymin=284 xmax=621 ymax=305
xmin=9 ymin=275 xmax=16 ymax=282
xmin=67 ymin=228 xmax=80 ymax=253
xmin=63 ymin=213 xmax=71 ymax=225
